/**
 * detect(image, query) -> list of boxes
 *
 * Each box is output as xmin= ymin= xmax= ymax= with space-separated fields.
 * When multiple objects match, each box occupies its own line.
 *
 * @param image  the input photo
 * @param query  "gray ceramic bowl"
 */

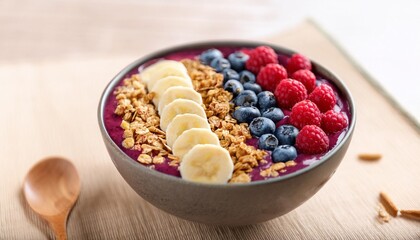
xmin=98 ymin=41 xmax=356 ymax=226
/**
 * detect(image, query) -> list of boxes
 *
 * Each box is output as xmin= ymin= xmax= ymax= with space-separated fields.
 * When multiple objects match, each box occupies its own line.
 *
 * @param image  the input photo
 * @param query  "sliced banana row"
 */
xmin=139 ymin=60 xmax=234 ymax=184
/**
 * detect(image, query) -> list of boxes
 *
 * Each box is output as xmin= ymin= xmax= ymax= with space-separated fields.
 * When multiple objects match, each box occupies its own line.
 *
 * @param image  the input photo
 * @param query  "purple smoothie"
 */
xmin=103 ymin=47 xmax=352 ymax=182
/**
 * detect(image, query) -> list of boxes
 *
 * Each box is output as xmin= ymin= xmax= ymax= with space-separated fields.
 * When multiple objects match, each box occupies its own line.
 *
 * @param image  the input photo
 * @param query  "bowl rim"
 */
xmin=97 ymin=40 xmax=356 ymax=188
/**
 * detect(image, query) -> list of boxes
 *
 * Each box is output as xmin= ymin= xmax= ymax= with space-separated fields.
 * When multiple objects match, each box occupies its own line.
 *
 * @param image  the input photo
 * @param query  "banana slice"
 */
xmin=146 ymin=66 xmax=190 ymax=91
xmin=158 ymin=86 xmax=203 ymax=114
xmin=150 ymin=76 xmax=193 ymax=106
xmin=166 ymin=114 xmax=210 ymax=147
xmin=139 ymin=60 xmax=186 ymax=84
xmin=160 ymin=99 xmax=207 ymax=131
xmin=172 ymin=128 xmax=220 ymax=159
xmin=180 ymin=144 xmax=234 ymax=184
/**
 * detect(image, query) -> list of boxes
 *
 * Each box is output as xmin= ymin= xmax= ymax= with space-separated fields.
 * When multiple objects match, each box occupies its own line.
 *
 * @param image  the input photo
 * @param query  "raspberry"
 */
xmin=289 ymin=100 xmax=321 ymax=129
xmin=321 ymin=110 xmax=348 ymax=133
xmin=296 ymin=125 xmax=329 ymax=154
xmin=257 ymin=63 xmax=288 ymax=92
xmin=308 ymin=84 xmax=336 ymax=112
xmin=291 ymin=69 xmax=316 ymax=93
xmin=245 ymin=46 xmax=279 ymax=74
xmin=287 ymin=53 xmax=312 ymax=74
xmin=274 ymin=79 xmax=307 ymax=109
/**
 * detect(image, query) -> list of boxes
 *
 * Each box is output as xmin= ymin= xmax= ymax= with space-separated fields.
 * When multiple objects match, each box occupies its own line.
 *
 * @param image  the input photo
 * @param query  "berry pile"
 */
xmin=199 ymin=47 xmax=348 ymax=164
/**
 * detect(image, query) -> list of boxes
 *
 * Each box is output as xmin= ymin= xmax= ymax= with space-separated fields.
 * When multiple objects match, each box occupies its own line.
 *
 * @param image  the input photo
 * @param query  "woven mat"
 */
xmin=0 ymin=21 xmax=419 ymax=239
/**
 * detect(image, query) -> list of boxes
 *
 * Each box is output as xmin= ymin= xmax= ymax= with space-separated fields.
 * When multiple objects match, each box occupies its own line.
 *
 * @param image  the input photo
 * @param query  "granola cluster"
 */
xmin=260 ymin=160 xmax=297 ymax=178
xmin=182 ymin=59 xmax=267 ymax=183
xmin=113 ymin=74 xmax=179 ymax=166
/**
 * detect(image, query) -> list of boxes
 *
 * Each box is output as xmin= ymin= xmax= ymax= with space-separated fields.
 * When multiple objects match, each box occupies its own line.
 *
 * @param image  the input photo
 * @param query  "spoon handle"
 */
xmin=47 ymin=214 xmax=68 ymax=240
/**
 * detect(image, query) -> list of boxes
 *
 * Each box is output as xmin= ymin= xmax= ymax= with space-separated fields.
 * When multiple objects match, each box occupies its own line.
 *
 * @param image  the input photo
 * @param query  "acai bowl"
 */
xmin=98 ymin=41 xmax=356 ymax=225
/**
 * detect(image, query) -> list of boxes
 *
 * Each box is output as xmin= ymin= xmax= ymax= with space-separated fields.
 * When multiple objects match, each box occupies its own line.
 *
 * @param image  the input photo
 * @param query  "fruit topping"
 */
xmin=274 ymin=125 xmax=299 ymax=145
xmin=232 ymin=106 xmax=261 ymax=123
xmin=245 ymin=46 xmax=278 ymax=74
xmin=308 ymin=84 xmax=336 ymax=112
xmin=257 ymin=63 xmax=288 ymax=92
xmin=139 ymin=60 xmax=187 ymax=85
xmin=180 ymin=144 xmax=234 ymax=184
xmin=228 ymin=51 xmax=249 ymax=72
xmin=233 ymin=90 xmax=258 ymax=107
xmin=243 ymin=82 xmax=262 ymax=94
xmin=199 ymin=48 xmax=223 ymax=65
xmin=172 ymin=128 xmax=220 ymax=160
xmin=321 ymin=110 xmax=348 ymax=134
xmin=291 ymin=69 xmax=316 ymax=93
xmin=150 ymin=76 xmax=193 ymax=106
xmin=158 ymin=86 xmax=202 ymax=113
xmin=258 ymin=134 xmax=279 ymax=151
xmin=165 ymin=113 xmax=211 ymax=147
xmin=289 ymin=100 xmax=322 ymax=129
xmin=112 ymin=45 xmax=351 ymax=183
xmin=274 ymin=78 xmax=308 ymax=109
xmin=286 ymin=53 xmax=312 ymax=74
xmin=249 ymin=117 xmax=276 ymax=137
xmin=261 ymin=107 xmax=284 ymax=123
xmin=257 ymin=91 xmax=277 ymax=112
xmin=272 ymin=145 xmax=297 ymax=163
xmin=239 ymin=70 xmax=256 ymax=84
xmin=223 ymin=80 xmax=243 ymax=96
xmin=210 ymin=57 xmax=231 ymax=73
xmin=222 ymin=68 xmax=239 ymax=83
xmin=160 ymin=99 xmax=207 ymax=131
xmin=295 ymin=125 xmax=329 ymax=154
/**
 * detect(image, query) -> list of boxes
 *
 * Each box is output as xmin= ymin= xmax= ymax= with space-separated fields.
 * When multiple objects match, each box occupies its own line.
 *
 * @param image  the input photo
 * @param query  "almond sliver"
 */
xmin=379 ymin=192 xmax=399 ymax=217
xmin=400 ymin=210 xmax=420 ymax=221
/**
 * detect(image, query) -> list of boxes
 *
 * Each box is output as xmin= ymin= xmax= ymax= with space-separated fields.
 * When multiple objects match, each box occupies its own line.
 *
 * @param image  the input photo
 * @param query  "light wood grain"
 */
xmin=0 ymin=5 xmax=419 ymax=239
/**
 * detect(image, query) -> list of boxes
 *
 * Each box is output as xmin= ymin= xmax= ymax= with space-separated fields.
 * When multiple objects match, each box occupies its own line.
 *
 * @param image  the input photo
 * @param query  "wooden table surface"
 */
xmin=1 ymin=1 xmax=419 ymax=239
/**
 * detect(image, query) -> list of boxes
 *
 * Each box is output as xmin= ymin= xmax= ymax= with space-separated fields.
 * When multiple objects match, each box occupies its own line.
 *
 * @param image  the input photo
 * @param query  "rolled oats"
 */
xmin=113 ymin=74 xmax=178 ymax=166
xmin=122 ymin=137 xmax=134 ymax=149
xmin=138 ymin=154 xmax=152 ymax=164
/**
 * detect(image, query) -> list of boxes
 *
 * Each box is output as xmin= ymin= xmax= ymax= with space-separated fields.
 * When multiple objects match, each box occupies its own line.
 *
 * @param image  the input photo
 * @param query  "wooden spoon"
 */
xmin=23 ymin=157 xmax=80 ymax=240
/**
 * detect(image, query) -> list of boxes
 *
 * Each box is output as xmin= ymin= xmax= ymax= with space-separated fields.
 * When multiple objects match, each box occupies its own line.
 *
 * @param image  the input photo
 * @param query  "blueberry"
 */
xmin=258 ymin=134 xmax=278 ymax=151
xmin=224 ymin=80 xmax=243 ymax=96
xmin=228 ymin=51 xmax=249 ymax=72
xmin=210 ymin=58 xmax=231 ymax=72
xmin=257 ymin=91 xmax=277 ymax=112
xmin=262 ymin=107 xmax=284 ymax=123
xmin=239 ymin=70 xmax=256 ymax=84
xmin=249 ymin=117 xmax=276 ymax=137
xmin=233 ymin=90 xmax=258 ymax=107
xmin=243 ymin=82 xmax=262 ymax=94
xmin=222 ymin=68 xmax=239 ymax=83
xmin=274 ymin=125 xmax=299 ymax=145
xmin=272 ymin=145 xmax=297 ymax=163
xmin=199 ymin=48 xmax=223 ymax=65
xmin=232 ymin=106 xmax=261 ymax=123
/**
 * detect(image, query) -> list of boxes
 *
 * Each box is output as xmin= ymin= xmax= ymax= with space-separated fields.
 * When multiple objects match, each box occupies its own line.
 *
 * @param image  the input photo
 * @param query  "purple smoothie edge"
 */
xmin=103 ymin=46 xmax=352 ymax=182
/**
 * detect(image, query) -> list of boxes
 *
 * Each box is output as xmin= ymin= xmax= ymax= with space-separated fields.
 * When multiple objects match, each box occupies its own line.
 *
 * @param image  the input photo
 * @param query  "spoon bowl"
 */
xmin=23 ymin=157 xmax=80 ymax=240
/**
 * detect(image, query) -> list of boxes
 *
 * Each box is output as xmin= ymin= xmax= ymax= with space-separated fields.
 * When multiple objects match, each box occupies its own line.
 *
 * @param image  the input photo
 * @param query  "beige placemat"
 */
xmin=0 ymin=21 xmax=419 ymax=239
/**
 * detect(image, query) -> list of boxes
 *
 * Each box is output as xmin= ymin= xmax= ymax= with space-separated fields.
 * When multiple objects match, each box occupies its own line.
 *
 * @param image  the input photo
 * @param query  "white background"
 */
xmin=263 ymin=0 xmax=420 ymax=125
